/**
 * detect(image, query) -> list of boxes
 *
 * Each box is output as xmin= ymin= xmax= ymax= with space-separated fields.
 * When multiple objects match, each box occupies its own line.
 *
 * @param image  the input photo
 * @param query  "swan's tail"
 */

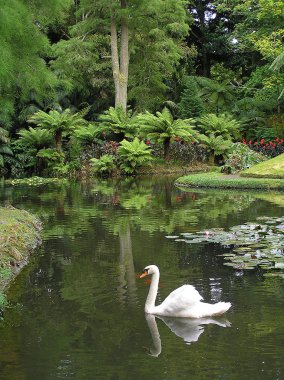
xmin=210 ymin=302 xmax=231 ymax=316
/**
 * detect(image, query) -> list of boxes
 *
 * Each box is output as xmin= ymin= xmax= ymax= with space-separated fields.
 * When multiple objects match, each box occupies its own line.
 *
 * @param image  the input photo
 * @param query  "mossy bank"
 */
xmin=175 ymin=172 xmax=284 ymax=190
xmin=0 ymin=206 xmax=41 ymax=309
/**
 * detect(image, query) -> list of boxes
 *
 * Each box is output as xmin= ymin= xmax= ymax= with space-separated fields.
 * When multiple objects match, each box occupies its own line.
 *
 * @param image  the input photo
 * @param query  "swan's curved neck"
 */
xmin=145 ymin=268 xmax=159 ymax=313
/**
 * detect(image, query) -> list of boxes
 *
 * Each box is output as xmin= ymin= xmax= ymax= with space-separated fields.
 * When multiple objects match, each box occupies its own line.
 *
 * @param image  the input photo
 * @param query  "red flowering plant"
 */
xmin=242 ymin=137 xmax=284 ymax=157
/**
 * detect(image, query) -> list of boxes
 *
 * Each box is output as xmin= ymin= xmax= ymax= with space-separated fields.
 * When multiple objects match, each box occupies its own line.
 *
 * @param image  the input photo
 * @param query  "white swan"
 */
xmin=140 ymin=265 xmax=231 ymax=318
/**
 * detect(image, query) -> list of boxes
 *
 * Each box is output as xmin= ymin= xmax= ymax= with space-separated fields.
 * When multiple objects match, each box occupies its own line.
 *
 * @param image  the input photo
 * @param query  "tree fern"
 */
xmin=137 ymin=107 xmax=196 ymax=160
xmin=197 ymin=113 xmax=241 ymax=141
xmin=17 ymin=128 xmax=53 ymax=150
xmin=28 ymin=107 xmax=89 ymax=151
xmin=118 ymin=138 xmax=153 ymax=174
xmin=97 ymin=106 xmax=137 ymax=140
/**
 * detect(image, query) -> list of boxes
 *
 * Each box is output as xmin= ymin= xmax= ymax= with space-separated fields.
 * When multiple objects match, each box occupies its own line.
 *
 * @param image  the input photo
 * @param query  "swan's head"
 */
xmin=140 ymin=265 xmax=159 ymax=278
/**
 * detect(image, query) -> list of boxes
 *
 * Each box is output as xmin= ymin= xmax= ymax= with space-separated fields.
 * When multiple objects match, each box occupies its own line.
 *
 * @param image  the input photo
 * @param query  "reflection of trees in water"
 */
xmin=2 ymin=178 xmax=263 ymax=241
xmin=1 ymin=178 xmax=284 ymax=379
xmin=118 ymin=224 xmax=137 ymax=305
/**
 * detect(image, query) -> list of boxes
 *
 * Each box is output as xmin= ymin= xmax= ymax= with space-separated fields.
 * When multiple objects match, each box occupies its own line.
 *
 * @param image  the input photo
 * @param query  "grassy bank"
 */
xmin=175 ymin=172 xmax=284 ymax=190
xmin=240 ymin=153 xmax=284 ymax=178
xmin=0 ymin=206 xmax=41 ymax=309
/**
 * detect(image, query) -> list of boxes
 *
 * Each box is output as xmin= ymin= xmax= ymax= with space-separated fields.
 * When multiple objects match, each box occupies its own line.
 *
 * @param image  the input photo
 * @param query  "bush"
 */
xmin=118 ymin=138 xmax=153 ymax=174
xmin=90 ymin=155 xmax=116 ymax=177
xmin=222 ymin=143 xmax=267 ymax=173
xmin=243 ymin=138 xmax=284 ymax=157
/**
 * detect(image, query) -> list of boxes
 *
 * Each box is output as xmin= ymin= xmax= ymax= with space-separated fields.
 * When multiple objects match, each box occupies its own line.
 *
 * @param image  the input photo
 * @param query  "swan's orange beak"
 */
xmin=139 ymin=270 xmax=148 ymax=278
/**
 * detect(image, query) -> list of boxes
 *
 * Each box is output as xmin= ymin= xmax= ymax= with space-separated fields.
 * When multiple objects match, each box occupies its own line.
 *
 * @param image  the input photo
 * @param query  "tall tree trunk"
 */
xmin=110 ymin=1 xmax=129 ymax=111
xmin=110 ymin=12 xmax=121 ymax=108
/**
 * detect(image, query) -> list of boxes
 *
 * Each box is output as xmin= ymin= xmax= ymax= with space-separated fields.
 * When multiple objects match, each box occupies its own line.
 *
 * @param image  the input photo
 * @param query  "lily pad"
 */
xmin=173 ymin=215 xmax=284 ymax=277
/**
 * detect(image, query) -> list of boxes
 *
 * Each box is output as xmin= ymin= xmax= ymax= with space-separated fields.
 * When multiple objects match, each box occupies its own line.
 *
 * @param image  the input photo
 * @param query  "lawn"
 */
xmin=240 ymin=153 xmax=284 ymax=179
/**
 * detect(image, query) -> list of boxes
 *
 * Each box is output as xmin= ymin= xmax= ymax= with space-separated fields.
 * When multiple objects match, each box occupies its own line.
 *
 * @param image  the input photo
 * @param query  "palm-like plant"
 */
xmin=28 ymin=108 xmax=89 ymax=152
xmin=73 ymin=124 xmax=102 ymax=146
xmin=197 ymin=113 xmax=241 ymax=141
xmin=118 ymin=137 xmax=153 ymax=174
xmin=198 ymin=133 xmax=233 ymax=164
xmin=137 ymin=107 xmax=196 ymax=160
xmin=194 ymin=77 xmax=235 ymax=114
xmin=17 ymin=127 xmax=53 ymax=150
xmin=97 ymin=106 xmax=137 ymax=141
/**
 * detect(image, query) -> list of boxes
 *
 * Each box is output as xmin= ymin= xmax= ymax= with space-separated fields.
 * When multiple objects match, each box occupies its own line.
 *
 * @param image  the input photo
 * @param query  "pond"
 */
xmin=0 ymin=176 xmax=284 ymax=380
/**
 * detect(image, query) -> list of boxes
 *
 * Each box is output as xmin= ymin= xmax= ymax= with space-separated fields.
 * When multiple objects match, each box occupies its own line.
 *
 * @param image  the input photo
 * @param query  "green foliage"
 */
xmin=117 ymin=138 xmax=153 ymax=174
xmin=221 ymin=0 xmax=284 ymax=60
xmin=196 ymin=113 xmax=241 ymax=140
xmin=270 ymin=50 xmax=284 ymax=72
xmin=198 ymin=134 xmax=233 ymax=164
xmin=61 ymin=0 xmax=189 ymax=111
xmin=17 ymin=128 xmax=53 ymax=150
xmin=0 ymin=0 xmax=57 ymax=127
xmin=51 ymin=33 xmax=112 ymax=111
xmin=90 ymin=155 xmax=116 ymax=177
xmin=97 ymin=106 xmax=137 ymax=141
xmin=28 ymin=108 xmax=89 ymax=151
xmin=194 ymin=77 xmax=235 ymax=114
xmin=73 ymin=124 xmax=102 ymax=146
xmin=178 ymin=77 xmax=204 ymax=119
xmin=0 ymin=128 xmax=13 ymax=169
xmin=137 ymin=107 xmax=197 ymax=160
xmin=37 ymin=148 xmax=65 ymax=172
xmin=222 ymin=143 xmax=267 ymax=174
xmin=0 ymin=292 xmax=8 ymax=310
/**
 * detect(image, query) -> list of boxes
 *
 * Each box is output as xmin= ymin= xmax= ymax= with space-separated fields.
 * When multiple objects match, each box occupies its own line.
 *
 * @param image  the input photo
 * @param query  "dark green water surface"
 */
xmin=0 ymin=177 xmax=284 ymax=380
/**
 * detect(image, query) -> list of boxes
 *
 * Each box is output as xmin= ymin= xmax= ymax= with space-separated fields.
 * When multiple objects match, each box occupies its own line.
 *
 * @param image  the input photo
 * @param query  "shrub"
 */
xmin=118 ymin=138 xmax=153 ymax=174
xmin=243 ymin=138 xmax=284 ymax=157
xmin=37 ymin=148 xmax=65 ymax=174
xmin=90 ymin=155 xmax=116 ymax=177
xmin=222 ymin=143 xmax=267 ymax=173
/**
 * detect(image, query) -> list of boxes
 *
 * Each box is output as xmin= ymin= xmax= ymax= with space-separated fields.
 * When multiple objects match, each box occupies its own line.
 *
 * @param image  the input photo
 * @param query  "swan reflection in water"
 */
xmin=145 ymin=313 xmax=231 ymax=357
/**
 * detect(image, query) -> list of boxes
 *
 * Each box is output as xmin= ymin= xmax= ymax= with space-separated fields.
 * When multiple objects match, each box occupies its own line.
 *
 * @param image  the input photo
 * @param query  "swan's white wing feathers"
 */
xmin=156 ymin=285 xmax=203 ymax=315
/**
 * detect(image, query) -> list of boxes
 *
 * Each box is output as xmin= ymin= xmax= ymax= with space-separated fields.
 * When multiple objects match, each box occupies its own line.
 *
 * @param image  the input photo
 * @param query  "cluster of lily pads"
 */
xmin=6 ymin=177 xmax=67 ymax=186
xmin=167 ymin=216 xmax=284 ymax=278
